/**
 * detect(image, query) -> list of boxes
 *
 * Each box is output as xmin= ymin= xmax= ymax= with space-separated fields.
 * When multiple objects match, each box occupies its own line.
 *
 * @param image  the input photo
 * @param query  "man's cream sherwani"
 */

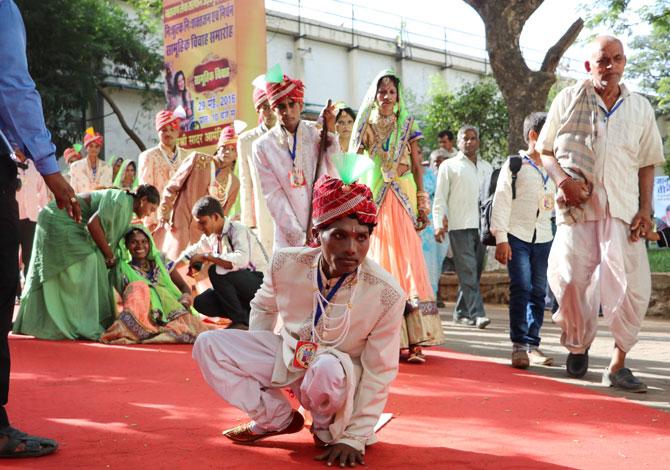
xmin=237 ymin=124 xmax=274 ymax=255
xmin=252 ymin=121 xmax=339 ymax=249
xmin=69 ymin=158 xmax=112 ymax=193
xmin=249 ymin=247 xmax=405 ymax=451
xmin=137 ymin=144 xmax=185 ymax=227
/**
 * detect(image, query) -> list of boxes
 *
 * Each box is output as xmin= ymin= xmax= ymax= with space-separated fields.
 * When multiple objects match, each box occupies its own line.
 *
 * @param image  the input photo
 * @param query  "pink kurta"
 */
xmin=252 ymin=121 xmax=338 ymax=249
xmin=156 ymin=152 xmax=240 ymax=260
xmin=16 ymin=159 xmax=49 ymax=221
xmin=137 ymin=144 xmax=186 ymax=228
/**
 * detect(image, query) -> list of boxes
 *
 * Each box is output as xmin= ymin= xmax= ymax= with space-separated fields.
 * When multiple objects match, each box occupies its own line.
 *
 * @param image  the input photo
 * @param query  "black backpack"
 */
xmin=480 ymin=155 xmax=522 ymax=246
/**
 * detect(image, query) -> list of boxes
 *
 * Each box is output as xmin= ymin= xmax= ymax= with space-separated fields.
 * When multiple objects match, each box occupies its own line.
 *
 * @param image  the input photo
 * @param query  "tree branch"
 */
xmin=540 ymin=17 xmax=584 ymax=72
xmin=96 ymin=84 xmax=146 ymax=152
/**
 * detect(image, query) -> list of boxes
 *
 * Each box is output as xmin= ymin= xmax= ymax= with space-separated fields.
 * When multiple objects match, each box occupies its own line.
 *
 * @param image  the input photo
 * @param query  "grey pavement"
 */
xmin=437 ymin=303 xmax=670 ymax=411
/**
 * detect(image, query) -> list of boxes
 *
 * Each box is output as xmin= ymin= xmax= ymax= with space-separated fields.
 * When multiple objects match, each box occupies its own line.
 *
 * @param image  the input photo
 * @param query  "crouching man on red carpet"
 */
xmin=193 ymin=173 xmax=405 ymax=467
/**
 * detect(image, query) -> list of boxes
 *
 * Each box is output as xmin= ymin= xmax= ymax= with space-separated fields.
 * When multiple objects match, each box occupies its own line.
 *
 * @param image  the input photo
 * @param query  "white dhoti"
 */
xmin=193 ymin=329 xmax=346 ymax=435
xmin=548 ymin=217 xmax=651 ymax=354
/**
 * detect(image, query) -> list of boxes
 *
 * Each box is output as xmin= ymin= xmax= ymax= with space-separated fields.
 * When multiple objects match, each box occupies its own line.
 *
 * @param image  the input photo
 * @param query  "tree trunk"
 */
xmin=95 ymin=84 xmax=147 ymax=152
xmin=463 ymin=0 xmax=583 ymax=154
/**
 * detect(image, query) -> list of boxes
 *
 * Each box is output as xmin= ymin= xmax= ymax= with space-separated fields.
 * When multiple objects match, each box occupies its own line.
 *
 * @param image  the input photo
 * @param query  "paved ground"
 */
xmin=437 ymin=303 xmax=670 ymax=411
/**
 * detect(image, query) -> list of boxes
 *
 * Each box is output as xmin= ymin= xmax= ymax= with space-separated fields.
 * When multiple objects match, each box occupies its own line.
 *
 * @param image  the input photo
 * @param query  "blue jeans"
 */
xmin=507 ymin=234 xmax=552 ymax=347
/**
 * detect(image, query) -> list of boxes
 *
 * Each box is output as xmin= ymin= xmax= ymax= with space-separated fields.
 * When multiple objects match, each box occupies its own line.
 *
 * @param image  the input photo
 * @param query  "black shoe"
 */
xmin=602 ymin=367 xmax=647 ymax=393
xmin=566 ymin=349 xmax=589 ymax=378
xmin=436 ymin=300 xmax=446 ymax=308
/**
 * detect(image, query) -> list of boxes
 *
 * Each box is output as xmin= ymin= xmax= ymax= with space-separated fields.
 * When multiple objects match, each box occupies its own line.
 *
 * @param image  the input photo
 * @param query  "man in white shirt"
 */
xmin=177 ymin=196 xmax=267 ymax=329
xmin=437 ymin=129 xmax=458 ymax=158
xmin=433 ymin=125 xmax=493 ymax=328
xmin=491 ymin=112 xmax=555 ymax=369
xmin=538 ymin=36 xmax=665 ymax=391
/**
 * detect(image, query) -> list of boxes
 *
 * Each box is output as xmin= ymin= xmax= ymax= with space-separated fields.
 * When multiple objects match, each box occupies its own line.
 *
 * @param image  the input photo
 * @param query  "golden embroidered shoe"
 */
xmin=222 ymin=410 xmax=304 ymax=444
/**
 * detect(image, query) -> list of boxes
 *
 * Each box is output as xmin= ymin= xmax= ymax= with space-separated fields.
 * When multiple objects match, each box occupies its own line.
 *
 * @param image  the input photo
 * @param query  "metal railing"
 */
xmin=265 ymin=0 xmax=585 ymax=75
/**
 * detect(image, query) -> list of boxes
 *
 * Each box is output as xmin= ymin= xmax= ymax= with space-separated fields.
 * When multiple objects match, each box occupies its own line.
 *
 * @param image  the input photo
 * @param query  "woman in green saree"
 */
xmin=112 ymin=159 xmax=138 ymax=190
xmin=101 ymin=226 xmax=212 ymax=344
xmin=14 ymin=185 xmax=160 ymax=340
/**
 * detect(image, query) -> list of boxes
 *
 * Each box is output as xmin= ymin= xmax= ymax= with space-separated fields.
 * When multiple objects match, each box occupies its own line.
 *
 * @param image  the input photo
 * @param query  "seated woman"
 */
xmin=14 ymin=185 xmax=160 ymax=340
xmin=101 ymin=226 xmax=213 ymax=344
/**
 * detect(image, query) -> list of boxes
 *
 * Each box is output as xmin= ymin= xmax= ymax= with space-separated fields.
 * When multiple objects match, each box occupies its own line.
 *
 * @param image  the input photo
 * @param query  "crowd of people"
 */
xmin=0 ymin=0 xmax=666 ymax=463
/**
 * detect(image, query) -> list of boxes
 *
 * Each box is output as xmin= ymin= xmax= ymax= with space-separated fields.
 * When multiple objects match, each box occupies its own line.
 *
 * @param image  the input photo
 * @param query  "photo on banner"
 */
xmin=163 ymin=0 xmax=266 ymax=153
xmin=654 ymin=176 xmax=670 ymax=228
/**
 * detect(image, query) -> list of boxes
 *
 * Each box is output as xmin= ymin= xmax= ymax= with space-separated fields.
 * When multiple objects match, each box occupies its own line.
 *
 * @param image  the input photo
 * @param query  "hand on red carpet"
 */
xmin=315 ymin=443 xmax=364 ymax=467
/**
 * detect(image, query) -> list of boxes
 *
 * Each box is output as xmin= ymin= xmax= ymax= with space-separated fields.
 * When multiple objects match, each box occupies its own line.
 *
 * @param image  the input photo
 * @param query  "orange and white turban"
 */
xmin=265 ymin=75 xmax=305 ymax=109
xmin=63 ymin=147 xmax=81 ymax=163
xmin=253 ymin=87 xmax=268 ymax=111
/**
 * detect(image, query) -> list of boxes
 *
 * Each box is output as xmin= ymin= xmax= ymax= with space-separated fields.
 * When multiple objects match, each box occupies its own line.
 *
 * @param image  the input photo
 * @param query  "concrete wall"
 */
xmin=101 ymin=88 xmax=163 ymax=162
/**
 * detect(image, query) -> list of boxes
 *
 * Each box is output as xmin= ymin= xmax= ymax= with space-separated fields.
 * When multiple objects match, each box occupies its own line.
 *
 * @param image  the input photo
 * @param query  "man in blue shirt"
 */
xmin=0 ymin=0 xmax=81 ymax=457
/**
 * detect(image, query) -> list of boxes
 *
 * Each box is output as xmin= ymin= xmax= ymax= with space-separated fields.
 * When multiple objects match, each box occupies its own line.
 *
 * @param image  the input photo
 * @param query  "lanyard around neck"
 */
xmin=314 ymin=268 xmax=349 ymax=327
xmin=287 ymin=122 xmax=299 ymax=161
xmin=523 ymin=156 xmax=549 ymax=188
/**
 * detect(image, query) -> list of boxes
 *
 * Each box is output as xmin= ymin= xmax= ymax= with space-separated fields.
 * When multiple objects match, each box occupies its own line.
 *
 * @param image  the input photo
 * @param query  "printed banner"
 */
xmin=654 ymin=176 xmax=670 ymax=227
xmin=163 ymin=0 xmax=266 ymax=152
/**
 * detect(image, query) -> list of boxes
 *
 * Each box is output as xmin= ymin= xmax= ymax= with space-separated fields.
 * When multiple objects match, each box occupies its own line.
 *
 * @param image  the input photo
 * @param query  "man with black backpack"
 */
xmin=490 ymin=112 xmax=556 ymax=369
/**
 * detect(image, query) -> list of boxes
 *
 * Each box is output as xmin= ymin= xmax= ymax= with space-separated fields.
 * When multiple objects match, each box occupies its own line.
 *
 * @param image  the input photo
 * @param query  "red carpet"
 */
xmin=4 ymin=335 xmax=669 ymax=469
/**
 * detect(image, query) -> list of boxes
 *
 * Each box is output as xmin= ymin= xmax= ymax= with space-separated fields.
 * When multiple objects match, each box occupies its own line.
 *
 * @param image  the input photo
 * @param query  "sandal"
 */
xmin=407 ymin=346 xmax=426 ymax=364
xmin=0 ymin=426 xmax=58 ymax=458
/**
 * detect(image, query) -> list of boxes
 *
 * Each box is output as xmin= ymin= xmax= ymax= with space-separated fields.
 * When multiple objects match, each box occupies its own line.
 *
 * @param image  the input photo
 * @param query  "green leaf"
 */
xmin=332 ymin=152 xmax=374 ymax=184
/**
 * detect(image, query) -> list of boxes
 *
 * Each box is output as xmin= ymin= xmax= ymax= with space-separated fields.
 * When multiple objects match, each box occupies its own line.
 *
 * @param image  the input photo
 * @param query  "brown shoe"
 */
xmin=222 ymin=410 xmax=304 ymax=444
xmin=511 ymin=349 xmax=529 ymax=369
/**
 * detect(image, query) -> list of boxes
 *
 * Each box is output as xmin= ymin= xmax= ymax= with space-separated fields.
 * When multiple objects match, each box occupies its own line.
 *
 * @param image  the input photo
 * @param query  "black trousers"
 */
xmin=18 ymin=218 xmax=35 ymax=279
xmin=0 ymin=157 xmax=19 ymax=427
xmin=193 ymin=266 xmax=263 ymax=325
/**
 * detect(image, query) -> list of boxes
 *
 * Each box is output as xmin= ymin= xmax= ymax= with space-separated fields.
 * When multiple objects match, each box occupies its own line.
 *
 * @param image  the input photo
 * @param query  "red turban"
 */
xmin=155 ymin=110 xmax=179 ymax=131
xmin=265 ymin=75 xmax=305 ymax=109
xmin=83 ymin=132 xmax=103 ymax=148
xmin=217 ymin=125 xmax=237 ymax=147
xmin=253 ymin=87 xmax=268 ymax=111
xmin=311 ymin=175 xmax=377 ymax=229
xmin=63 ymin=147 xmax=80 ymax=163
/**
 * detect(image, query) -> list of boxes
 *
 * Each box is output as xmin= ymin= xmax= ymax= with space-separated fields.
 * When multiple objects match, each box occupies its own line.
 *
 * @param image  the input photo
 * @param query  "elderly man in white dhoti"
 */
xmin=538 ymin=35 xmax=665 ymax=392
xmin=193 ymin=167 xmax=405 ymax=467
